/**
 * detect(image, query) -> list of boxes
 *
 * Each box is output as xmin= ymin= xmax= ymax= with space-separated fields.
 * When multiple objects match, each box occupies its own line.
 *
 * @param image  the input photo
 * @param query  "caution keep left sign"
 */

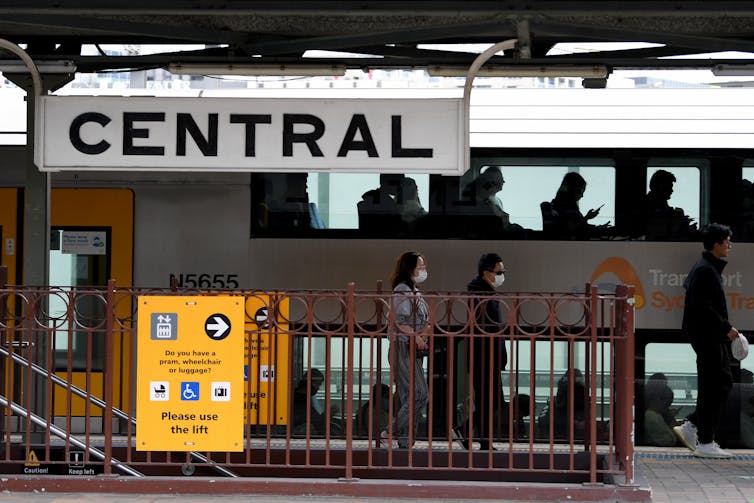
xmin=136 ymin=296 xmax=244 ymax=451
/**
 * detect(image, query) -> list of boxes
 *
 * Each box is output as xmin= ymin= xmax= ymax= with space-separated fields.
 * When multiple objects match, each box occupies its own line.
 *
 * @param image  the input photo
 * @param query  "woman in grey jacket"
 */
xmin=382 ymin=251 xmax=430 ymax=449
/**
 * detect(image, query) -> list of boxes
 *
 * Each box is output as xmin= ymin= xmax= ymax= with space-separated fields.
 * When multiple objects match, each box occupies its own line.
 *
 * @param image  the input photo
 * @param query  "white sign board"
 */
xmin=35 ymin=96 xmax=463 ymax=174
xmin=61 ymin=231 xmax=106 ymax=255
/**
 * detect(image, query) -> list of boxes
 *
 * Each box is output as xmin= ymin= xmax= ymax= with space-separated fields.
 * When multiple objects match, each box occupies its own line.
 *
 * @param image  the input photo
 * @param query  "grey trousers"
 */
xmin=390 ymin=341 xmax=429 ymax=447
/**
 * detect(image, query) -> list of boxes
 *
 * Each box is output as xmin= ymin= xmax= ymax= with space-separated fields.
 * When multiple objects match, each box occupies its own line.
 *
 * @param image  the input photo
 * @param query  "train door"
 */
xmin=0 ymin=188 xmax=20 ymax=284
xmin=49 ymin=189 xmax=133 ymax=431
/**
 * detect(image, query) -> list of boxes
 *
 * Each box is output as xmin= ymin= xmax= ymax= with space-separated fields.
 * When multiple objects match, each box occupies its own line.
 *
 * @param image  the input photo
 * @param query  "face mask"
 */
xmin=414 ymin=269 xmax=428 ymax=284
xmin=493 ymin=272 xmax=505 ymax=288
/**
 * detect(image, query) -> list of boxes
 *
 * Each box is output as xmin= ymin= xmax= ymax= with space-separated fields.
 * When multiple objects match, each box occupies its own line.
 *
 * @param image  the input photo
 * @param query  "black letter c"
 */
xmin=69 ymin=112 xmax=111 ymax=155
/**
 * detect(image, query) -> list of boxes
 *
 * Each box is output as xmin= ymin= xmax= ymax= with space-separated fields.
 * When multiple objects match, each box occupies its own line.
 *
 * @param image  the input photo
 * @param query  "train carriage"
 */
xmin=1 ymin=86 xmax=754 ymax=446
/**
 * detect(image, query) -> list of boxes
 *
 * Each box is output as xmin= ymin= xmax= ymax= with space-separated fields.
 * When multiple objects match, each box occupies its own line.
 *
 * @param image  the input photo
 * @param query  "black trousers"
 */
xmin=463 ymin=336 xmax=507 ymax=443
xmin=689 ymin=340 xmax=733 ymax=445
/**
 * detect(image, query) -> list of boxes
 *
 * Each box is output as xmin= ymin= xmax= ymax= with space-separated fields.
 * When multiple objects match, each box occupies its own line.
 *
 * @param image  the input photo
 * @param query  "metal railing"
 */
xmin=0 ymin=272 xmax=635 ymax=484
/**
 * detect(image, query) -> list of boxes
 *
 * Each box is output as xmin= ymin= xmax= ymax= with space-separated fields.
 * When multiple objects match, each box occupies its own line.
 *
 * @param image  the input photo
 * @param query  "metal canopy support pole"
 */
xmin=0 ymin=39 xmax=48 ymax=444
xmin=462 ymin=39 xmax=518 ymax=175
xmin=0 ymin=39 xmax=46 ymax=287
xmin=5 ymin=71 xmax=71 ymax=444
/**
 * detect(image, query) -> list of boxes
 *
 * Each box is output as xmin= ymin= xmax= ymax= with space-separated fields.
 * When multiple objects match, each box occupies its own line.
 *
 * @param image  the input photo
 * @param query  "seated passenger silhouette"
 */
xmin=738 ymin=369 xmax=754 ymax=448
xmin=358 ymin=174 xmax=405 ymax=234
xmin=397 ymin=177 xmax=427 ymax=233
xmin=732 ymin=179 xmax=754 ymax=242
xmin=266 ymin=173 xmax=312 ymax=230
xmin=536 ymin=369 xmax=586 ymax=440
xmin=643 ymin=373 xmax=678 ymax=447
xmin=354 ymin=383 xmax=395 ymax=438
xmin=292 ymin=368 xmax=327 ymax=435
xmin=460 ymin=167 xmax=520 ymax=237
xmin=636 ymin=170 xmax=697 ymax=240
xmin=548 ymin=172 xmax=606 ymax=239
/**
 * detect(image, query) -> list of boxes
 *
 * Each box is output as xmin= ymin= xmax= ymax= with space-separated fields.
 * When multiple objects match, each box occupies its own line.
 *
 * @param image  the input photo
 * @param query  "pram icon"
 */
xmin=154 ymin=384 xmax=166 ymax=399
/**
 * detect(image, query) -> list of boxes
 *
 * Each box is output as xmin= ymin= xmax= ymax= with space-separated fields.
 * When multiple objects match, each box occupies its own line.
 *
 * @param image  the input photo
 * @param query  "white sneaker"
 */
xmin=693 ymin=441 xmax=733 ymax=459
xmin=673 ymin=421 xmax=698 ymax=451
xmin=378 ymin=431 xmax=399 ymax=449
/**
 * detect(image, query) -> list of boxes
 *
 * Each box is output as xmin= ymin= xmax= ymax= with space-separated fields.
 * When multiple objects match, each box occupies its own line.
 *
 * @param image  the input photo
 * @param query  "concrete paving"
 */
xmin=1 ymin=448 xmax=753 ymax=502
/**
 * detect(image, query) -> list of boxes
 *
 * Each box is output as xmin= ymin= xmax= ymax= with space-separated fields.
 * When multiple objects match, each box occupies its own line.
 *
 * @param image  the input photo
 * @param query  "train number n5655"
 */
xmin=169 ymin=273 xmax=239 ymax=289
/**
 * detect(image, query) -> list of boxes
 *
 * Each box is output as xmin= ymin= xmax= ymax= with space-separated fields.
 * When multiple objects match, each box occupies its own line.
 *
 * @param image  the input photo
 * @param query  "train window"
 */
xmin=639 ymin=165 xmax=701 ymax=241
xmin=734 ymin=164 xmax=754 ymax=242
xmin=642 ymin=341 xmax=754 ymax=448
xmin=252 ymin=172 xmax=429 ymax=235
xmin=640 ymin=343 xmax=696 ymax=447
xmin=467 ymin=158 xmax=615 ymax=239
xmin=252 ymin=158 xmax=621 ymax=240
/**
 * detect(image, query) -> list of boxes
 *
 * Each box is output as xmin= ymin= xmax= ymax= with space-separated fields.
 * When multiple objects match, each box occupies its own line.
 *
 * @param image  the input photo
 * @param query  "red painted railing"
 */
xmin=0 ymin=270 xmax=635 ymax=485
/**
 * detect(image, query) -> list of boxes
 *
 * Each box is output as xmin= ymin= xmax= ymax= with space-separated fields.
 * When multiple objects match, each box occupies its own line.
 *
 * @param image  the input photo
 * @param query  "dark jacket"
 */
xmin=467 ymin=276 xmax=507 ymax=369
xmin=681 ymin=250 xmax=732 ymax=345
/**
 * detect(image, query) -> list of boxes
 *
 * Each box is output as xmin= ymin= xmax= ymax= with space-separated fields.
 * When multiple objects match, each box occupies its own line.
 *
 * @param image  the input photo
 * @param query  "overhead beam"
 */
xmin=0 ymin=14 xmax=246 ymax=45
xmin=241 ymin=17 xmax=514 ymax=56
xmin=531 ymin=19 xmax=754 ymax=54
xmin=6 ymin=1 xmax=754 ymax=17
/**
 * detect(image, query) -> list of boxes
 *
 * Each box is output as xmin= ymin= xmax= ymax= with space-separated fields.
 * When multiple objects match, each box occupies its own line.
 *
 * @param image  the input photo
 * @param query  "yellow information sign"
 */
xmin=136 ymin=296 xmax=244 ymax=451
xmin=244 ymin=294 xmax=289 ymax=425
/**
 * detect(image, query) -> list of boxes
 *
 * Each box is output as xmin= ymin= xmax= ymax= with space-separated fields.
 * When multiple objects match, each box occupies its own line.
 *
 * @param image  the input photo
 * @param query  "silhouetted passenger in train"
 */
xmin=732 ymin=179 xmax=754 ymax=242
xmin=266 ymin=173 xmax=312 ymax=230
xmin=292 ymin=368 xmax=326 ymax=435
xmin=643 ymin=373 xmax=678 ymax=447
xmin=460 ymin=167 xmax=521 ymax=237
xmin=397 ymin=177 xmax=427 ymax=233
xmin=635 ymin=170 xmax=697 ymax=240
xmin=546 ymin=173 xmax=607 ymax=239
xmin=358 ymin=173 xmax=405 ymax=234
xmin=354 ymin=383 xmax=395 ymax=438
xmin=536 ymin=369 xmax=586 ymax=440
xmin=737 ymin=369 xmax=754 ymax=448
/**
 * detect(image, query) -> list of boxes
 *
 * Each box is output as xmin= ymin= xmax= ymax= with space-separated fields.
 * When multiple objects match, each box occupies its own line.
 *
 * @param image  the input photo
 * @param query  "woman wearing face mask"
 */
xmin=457 ymin=252 xmax=508 ymax=451
xmin=382 ymin=251 xmax=430 ymax=449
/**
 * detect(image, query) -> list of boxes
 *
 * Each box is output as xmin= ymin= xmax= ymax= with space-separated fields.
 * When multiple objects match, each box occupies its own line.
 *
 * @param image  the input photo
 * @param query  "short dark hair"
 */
xmin=649 ymin=169 xmax=676 ymax=191
xmin=391 ymin=251 xmax=424 ymax=289
xmin=701 ymin=223 xmax=731 ymax=250
xmin=477 ymin=252 xmax=503 ymax=277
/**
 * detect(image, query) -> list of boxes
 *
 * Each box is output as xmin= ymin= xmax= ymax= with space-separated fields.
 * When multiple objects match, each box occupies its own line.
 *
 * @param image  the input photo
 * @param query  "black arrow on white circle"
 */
xmin=254 ymin=307 xmax=269 ymax=329
xmin=205 ymin=313 xmax=231 ymax=340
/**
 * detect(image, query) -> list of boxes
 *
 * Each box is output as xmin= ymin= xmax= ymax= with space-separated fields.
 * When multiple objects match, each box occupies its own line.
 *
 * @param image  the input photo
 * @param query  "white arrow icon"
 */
xmin=206 ymin=316 xmax=229 ymax=339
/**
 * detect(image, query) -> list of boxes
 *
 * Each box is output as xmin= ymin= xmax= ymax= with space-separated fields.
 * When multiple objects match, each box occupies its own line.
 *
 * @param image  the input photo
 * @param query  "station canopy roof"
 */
xmin=3 ymin=1 xmax=754 ymax=77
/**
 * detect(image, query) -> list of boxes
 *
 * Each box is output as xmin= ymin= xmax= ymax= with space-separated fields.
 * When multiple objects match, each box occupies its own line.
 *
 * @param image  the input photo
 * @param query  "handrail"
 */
xmin=0 ymin=343 xmax=238 ymax=478
xmin=0 ymin=394 xmax=142 ymax=477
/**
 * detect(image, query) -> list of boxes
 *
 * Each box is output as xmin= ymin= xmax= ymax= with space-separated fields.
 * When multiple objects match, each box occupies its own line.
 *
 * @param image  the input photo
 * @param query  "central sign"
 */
xmin=36 ymin=96 xmax=463 ymax=173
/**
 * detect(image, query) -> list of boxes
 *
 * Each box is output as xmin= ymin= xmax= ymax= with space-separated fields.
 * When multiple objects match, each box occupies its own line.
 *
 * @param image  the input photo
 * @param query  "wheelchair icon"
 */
xmin=181 ymin=382 xmax=199 ymax=401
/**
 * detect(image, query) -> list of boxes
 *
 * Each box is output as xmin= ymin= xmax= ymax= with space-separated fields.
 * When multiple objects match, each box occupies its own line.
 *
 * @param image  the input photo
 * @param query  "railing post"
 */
xmin=588 ymin=285 xmax=599 ymax=484
xmin=0 ymin=266 xmax=6 ymax=439
xmin=622 ymin=285 xmax=636 ymax=485
xmin=343 ymin=282 xmax=355 ymax=480
xmin=102 ymin=279 xmax=116 ymax=475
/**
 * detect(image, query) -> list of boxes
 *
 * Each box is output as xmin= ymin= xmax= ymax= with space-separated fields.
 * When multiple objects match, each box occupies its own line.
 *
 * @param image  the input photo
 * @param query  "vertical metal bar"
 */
xmin=0 ymin=266 xmax=7 ymax=442
xmin=467 ymin=296 xmax=475 ymax=466
xmin=589 ymin=285 xmax=599 ymax=484
xmin=624 ymin=286 xmax=636 ymax=484
xmin=547 ymin=296 xmax=556 ymax=470
xmin=102 ymin=279 xmax=115 ymax=475
xmin=344 ymin=283 xmax=355 ymax=480
xmin=426 ymin=294 xmax=434 ymax=465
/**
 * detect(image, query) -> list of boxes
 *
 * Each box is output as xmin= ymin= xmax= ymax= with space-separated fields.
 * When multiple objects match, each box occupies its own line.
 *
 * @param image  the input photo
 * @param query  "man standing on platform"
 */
xmin=673 ymin=223 xmax=739 ymax=458
xmin=458 ymin=252 xmax=508 ymax=450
